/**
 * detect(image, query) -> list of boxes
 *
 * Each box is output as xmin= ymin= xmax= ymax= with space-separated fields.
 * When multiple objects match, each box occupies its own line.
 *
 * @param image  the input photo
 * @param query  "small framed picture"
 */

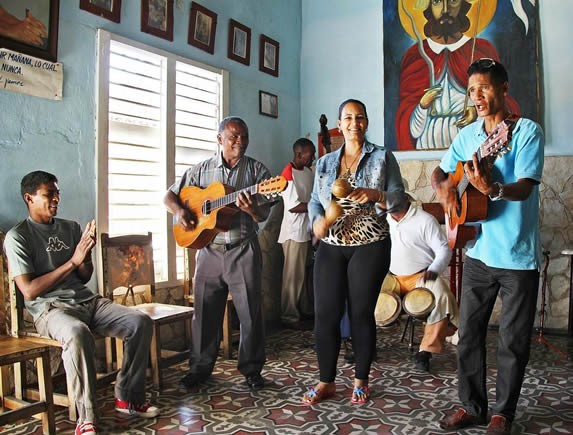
xmin=259 ymin=34 xmax=279 ymax=77
xmin=0 ymin=0 xmax=60 ymax=61
xmin=227 ymin=19 xmax=250 ymax=66
xmin=79 ymin=0 xmax=122 ymax=23
xmin=188 ymin=1 xmax=217 ymax=54
xmin=259 ymin=90 xmax=278 ymax=118
xmin=141 ymin=0 xmax=173 ymax=41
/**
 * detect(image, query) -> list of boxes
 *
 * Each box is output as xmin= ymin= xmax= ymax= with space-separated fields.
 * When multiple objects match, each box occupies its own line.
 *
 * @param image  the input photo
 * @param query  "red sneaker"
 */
xmin=75 ymin=421 xmax=97 ymax=435
xmin=114 ymin=398 xmax=159 ymax=418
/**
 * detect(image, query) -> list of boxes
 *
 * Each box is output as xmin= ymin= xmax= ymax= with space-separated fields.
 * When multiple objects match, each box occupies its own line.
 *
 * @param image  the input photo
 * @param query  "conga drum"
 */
xmin=375 ymin=292 xmax=402 ymax=326
xmin=403 ymin=287 xmax=435 ymax=319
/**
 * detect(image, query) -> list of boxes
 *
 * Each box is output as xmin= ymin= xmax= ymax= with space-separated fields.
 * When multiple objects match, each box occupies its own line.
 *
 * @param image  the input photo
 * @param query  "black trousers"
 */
xmin=313 ymin=238 xmax=391 ymax=382
xmin=457 ymin=257 xmax=539 ymax=420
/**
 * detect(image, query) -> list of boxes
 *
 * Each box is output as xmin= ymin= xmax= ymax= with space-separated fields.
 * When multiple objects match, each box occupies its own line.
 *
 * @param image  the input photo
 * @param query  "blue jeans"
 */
xmin=457 ymin=257 xmax=539 ymax=420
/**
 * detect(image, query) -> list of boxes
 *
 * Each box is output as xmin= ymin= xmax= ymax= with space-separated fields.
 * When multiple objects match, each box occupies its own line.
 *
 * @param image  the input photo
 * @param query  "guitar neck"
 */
xmin=455 ymin=118 xmax=513 ymax=198
xmin=209 ymin=185 xmax=258 ymax=210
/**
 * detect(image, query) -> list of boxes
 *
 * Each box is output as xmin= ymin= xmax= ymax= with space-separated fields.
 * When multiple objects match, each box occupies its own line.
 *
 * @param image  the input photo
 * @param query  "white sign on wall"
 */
xmin=0 ymin=48 xmax=63 ymax=100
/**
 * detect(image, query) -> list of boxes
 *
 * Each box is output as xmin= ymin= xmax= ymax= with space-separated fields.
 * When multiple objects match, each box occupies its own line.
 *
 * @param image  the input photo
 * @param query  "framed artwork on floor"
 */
xmin=0 ymin=0 xmax=60 ymax=61
xmin=227 ymin=19 xmax=250 ymax=65
xmin=79 ymin=0 xmax=121 ymax=23
xmin=188 ymin=1 xmax=217 ymax=54
xmin=259 ymin=34 xmax=279 ymax=77
xmin=141 ymin=0 xmax=173 ymax=41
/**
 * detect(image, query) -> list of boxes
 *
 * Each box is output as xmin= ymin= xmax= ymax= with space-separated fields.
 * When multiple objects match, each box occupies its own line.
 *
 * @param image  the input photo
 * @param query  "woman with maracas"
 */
xmin=303 ymin=99 xmax=405 ymax=405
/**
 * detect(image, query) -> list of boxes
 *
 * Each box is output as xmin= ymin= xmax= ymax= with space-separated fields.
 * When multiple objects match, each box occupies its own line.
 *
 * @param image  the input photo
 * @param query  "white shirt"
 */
xmin=278 ymin=165 xmax=314 ymax=243
xmin=387 ymin=203 xmax=451 ymax=276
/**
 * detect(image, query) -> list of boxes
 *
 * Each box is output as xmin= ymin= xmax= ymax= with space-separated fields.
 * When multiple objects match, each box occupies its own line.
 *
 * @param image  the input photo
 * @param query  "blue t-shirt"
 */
xmin=439 ymin=118 xmax=544 ymax=270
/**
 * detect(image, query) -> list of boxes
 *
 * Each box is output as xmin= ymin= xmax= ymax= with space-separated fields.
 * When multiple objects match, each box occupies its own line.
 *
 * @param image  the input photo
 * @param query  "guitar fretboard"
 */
xmin=203 ymin=185 xmax=258 ymax=215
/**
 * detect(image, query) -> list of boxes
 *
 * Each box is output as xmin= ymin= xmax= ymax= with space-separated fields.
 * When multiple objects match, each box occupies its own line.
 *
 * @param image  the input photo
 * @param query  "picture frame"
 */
xmin=259 ymin=90 xmax=278 ymax=118
xmin=227 ymin=19 xmax=250 ymax=66
xmin=188 ymin=1 xmax=217 ymax=54
xmin=79 ymin=0 xmax=121 ymax=23
xmin=259 ymin=34 xmax=279 ymax=77
xmin=141 ymin=0 xmax=173 ymax=41
xmin=0 ymin=0 xmax=60 ymax=62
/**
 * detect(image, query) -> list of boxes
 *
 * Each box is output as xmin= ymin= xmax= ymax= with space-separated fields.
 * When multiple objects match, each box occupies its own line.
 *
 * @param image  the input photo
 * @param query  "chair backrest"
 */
xmin=100 ymin=232 xmax=155 ymax=305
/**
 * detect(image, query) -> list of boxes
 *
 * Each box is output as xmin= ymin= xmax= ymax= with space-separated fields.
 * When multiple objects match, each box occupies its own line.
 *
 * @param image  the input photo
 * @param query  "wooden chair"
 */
xmin=100 ymin=232 xmax=194 ymax=389
xmin=0 ymin=336 xmax=55 ymax=435
xmin=7 ymin=278 xmax=117 ymax=422
xmin=183 ymin=248 xmax=237 ymax=360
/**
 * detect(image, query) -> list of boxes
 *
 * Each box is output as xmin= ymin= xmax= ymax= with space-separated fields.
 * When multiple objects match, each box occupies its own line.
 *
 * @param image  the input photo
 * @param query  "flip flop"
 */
xmin=302 ymin=384 xmax=336 ymax=405
xmin=351 ymin=385 xmax=370 ymax=404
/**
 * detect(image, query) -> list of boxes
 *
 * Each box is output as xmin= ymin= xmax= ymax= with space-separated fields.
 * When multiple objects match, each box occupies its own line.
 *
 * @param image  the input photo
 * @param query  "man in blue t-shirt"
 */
xmin=432 ymin=59 xmax=544 ymax=435
xmin=3 ymin=171 xmax=160 ymax=435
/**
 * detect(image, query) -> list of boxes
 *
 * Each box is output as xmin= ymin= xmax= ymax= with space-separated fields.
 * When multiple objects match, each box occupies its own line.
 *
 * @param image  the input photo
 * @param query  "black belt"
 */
xmin=209 ymin=236 xmax=254 ymax=252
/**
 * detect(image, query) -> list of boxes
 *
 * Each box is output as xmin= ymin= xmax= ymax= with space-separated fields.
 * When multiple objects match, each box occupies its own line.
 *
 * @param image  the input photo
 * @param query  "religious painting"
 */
xmin=383 ymin=0 xmax=540 ymax=151
xmin=0 ymin=0 xmax=59 ymax=61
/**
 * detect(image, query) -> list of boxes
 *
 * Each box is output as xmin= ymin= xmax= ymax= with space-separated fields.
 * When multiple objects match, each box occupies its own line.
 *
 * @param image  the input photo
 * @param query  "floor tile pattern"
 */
xmin=2 ymin=323 xmax=572 ymax=434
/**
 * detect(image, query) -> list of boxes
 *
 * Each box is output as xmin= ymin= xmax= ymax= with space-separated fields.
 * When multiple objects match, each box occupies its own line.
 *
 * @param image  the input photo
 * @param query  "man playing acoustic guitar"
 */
xmin=432 ymin=59 xmax=544 ymax=435
xmin=164 ymin=116 xmax=271 ymax=391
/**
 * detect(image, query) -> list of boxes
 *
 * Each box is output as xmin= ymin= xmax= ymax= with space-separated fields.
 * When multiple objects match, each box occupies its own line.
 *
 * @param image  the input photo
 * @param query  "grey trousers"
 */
xmin=35 ymin=296 xmax=153 ymax=423
xmin=280 ymin=239 xmax=311 ymax=323
xmin=190 ymin=238 xmax=265 ymax=378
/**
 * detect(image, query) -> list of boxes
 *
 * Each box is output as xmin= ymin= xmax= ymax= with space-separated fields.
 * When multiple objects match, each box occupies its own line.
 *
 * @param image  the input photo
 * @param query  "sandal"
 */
xmin=351 ymin=385 xmax=370 ymax=404
xmin=302 ymin=383 xmax=336 ymax=405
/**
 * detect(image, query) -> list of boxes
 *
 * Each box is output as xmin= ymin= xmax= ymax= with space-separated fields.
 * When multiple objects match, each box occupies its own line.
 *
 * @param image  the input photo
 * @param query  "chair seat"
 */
xmin=130 ymin=303 xmax=194 ymax=322
xmin=0 ymin=336 xmax=51 ymax=362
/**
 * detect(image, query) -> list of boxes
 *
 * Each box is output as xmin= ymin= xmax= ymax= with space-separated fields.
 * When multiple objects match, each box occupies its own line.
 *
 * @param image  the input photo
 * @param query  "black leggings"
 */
xmin=313 ymin=238 xmax=390 ymax=382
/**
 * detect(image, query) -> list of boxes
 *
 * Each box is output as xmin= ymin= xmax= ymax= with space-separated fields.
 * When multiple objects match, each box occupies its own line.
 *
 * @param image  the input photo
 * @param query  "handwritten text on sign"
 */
xmin=0 ymin=49 xmax=63 ymax=100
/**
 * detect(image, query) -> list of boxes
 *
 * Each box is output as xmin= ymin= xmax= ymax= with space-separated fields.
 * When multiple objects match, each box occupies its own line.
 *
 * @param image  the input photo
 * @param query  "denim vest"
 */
xmin=308 ymin=140 xmax=405 ymax=226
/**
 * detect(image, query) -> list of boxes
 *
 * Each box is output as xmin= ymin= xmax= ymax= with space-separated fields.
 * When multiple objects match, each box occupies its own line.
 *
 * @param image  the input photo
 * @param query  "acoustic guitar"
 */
xmin=445 ymin=116 xmax=517 ymax=249
xmin=173 ymin=176 xmax=287 ymax=249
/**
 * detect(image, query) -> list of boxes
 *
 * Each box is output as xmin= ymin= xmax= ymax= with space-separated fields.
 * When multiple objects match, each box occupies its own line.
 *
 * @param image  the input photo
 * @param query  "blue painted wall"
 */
xmin=301 ymin=0 xmax=573 ymax=161
xmin=0 ymin=0 xmax=301 ymax=231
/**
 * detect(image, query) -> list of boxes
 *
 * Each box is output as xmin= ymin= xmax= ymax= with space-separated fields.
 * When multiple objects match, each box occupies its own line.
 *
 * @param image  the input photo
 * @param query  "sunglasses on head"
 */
xmin=470 ymin=58 xmax=496 ymax=69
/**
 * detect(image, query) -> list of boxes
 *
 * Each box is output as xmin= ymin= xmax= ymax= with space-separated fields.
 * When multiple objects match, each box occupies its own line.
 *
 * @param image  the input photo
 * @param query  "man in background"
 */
xmin=278 ymin=138 xmax=315 ymax=329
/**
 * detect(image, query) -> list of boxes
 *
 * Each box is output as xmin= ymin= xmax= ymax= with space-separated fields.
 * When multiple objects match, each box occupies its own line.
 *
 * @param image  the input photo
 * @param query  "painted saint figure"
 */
xmin=395 ymin=0 xmax=521 ymax=150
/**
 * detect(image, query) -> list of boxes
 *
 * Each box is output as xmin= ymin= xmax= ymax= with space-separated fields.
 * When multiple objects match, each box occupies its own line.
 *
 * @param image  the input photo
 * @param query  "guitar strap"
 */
xmin=235 ymin=158 xmax=248 ymax=190
xmin=504 ymin=113 xmax=520 ymax=135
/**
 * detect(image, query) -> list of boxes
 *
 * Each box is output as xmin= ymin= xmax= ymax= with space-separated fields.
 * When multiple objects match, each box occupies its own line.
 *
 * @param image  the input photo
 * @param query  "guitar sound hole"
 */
xmin=203 ymin=201 xmax=211 ymax=215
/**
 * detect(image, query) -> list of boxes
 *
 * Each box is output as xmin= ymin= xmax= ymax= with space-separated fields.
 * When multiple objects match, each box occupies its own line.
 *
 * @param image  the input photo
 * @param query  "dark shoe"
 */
xmin=414 ymin=351 xmax=431 ymax=371
xmin=343 ymin=339 xmax=355 ymax=363
xmin=487 ymin=415 xmax=512 ymax=435
xmin=180 ymin=372 xmax=208 ymax=388
xmin=439 ymin=407 xmax=486 ymax=430
xmin=246 ymin=373 xmax=265 ymax=390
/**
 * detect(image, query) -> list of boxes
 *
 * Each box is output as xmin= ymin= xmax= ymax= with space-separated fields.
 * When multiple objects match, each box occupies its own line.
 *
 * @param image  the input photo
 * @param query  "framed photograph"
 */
xmin=259 ymin=90 xmax=278 ymax=118
xmin=141 ymin=0 xmax=173 ymax=41
xmin=79 ymin=0 xmax=121 ymax=23
xmin=259 ymin=34 xmax=279 ymax=77
xmin=188 ymin=1 xmax=217 ymax=54
xmin=227 ymin=19 xmax=250 ymax=66
xmin=0 ymin=0 xmax=60 ymax=61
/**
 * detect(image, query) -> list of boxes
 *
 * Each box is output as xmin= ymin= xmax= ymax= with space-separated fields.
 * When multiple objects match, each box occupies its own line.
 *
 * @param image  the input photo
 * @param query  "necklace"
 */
xmin=343 ymin=151 xmax=361 ymax=177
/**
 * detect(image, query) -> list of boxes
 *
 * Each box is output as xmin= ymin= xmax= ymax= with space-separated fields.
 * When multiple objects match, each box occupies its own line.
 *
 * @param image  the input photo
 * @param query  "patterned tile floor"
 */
xmin=2 ymin=322 xmax=573 ymax=434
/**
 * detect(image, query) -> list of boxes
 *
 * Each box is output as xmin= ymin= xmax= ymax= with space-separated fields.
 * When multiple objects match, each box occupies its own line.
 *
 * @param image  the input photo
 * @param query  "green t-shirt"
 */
xmin=3 ymin=217 xmax=97 ymax=320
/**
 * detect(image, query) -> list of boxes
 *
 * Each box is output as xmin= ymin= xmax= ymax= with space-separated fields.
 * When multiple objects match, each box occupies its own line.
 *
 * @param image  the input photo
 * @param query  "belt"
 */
xmin=209 ymin=236 xmax=254 ymax=252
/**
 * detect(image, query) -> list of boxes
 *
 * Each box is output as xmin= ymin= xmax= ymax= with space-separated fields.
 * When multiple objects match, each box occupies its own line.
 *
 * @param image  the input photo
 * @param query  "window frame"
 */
xmin=95 ymin=30 xmax=229 ymax=290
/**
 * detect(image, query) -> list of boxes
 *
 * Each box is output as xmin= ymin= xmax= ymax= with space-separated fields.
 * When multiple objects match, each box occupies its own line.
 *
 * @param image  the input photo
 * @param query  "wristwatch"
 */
xmin=488 ymin=182 xmax=504 ymax=201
